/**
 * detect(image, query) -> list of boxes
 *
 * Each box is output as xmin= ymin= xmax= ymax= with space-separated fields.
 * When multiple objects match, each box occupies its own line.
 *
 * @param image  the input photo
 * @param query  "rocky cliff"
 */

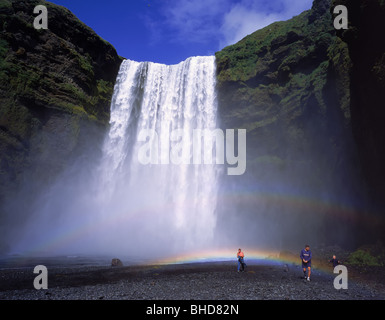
xmin=0 ymin=0 xmax=123 ymax=203
xmin=333 ymin=0 xmax=385 ymax=213
xmin=215 ymin=0 xmax=385 ymax=245
xmin=216 ymin=0 xmax=354 ymax=185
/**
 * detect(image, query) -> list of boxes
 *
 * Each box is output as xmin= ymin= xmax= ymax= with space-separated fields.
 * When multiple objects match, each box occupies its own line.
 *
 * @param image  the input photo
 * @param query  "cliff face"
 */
xmin=0 ymin=0 xmax=122 ymax=202
xmin=333 ymin=0 xmax=385 ymax=211
xmin=215 ymin=0 xmax=383 ymax=245
xmin=216 ymin=0 xmax=353 ymax=180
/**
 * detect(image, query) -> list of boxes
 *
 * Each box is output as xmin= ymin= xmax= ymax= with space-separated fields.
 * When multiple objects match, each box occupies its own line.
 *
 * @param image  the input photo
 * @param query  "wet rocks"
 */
xmin=0 ymin=261 xmax=384 ymax=300
xmin=111 ymin=258 xmax=123 ymax=267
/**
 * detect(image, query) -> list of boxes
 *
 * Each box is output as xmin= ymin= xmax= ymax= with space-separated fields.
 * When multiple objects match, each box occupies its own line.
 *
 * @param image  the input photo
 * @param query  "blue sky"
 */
xmin=48 ymin=0 xmax=313 ymax=64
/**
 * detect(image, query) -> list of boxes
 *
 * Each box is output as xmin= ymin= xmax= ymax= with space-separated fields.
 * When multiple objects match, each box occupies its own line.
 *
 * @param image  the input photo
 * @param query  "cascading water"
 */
xmin=96 ymin=56 xmax=220 ymax=256
xmin=8 ymin=56 xmax=220 ymax=259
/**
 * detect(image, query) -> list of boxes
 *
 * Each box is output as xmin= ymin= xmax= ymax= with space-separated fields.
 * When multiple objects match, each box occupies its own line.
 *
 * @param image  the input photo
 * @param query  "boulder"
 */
xmin=111 ymin=258 xmax=123 ymax=267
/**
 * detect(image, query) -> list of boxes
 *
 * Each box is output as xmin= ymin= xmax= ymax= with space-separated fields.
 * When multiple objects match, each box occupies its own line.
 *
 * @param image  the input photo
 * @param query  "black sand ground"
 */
xmin=0 ymin=258 xmax=384 ymax=300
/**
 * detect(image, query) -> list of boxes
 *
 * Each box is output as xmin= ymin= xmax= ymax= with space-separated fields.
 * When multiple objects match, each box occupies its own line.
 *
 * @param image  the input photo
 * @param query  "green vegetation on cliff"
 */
xmin=214 ymin=0 xmax=372 ymax=245
xmin=0 ymin=0 xmax=122 ymax=199
xmin=215 ymin=0 xmax=354 ymax=184
xmin=216 ymin=0 xmax=351 ymax=135
xmin=0 ymin=0 xmax=122 ymax=124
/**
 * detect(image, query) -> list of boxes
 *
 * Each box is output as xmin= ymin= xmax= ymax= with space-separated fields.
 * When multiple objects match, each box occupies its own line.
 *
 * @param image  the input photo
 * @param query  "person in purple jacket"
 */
xmin=300 ymin=245 xmax=312 ymax=281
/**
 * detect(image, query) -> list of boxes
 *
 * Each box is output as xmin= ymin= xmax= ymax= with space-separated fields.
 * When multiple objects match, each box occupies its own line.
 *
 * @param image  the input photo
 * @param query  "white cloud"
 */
xmin=146 ymin=0 xmax=314 ymax=48
xmin=219 ymin=7 xmax=282 ymax=48
xmin=219 ymin=0 xmax=314 ymax=48
xmin=159 ymin=0 xmax=231 ymax=44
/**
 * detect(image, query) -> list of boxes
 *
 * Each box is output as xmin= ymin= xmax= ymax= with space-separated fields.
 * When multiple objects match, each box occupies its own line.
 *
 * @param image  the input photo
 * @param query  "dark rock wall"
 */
xmin=0 ymin=0 xmax=122 ymax=204
xmin=333 ymin=0 xmax=385 ymax=213
xmin=215 ymin=0 xmax=384 ymax=246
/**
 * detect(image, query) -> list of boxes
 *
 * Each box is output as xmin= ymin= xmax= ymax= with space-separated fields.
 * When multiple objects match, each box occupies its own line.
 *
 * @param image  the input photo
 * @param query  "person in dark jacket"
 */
xmin=300 ymin=245 xmax=312 ymax=281
xmin=329 ymin=255 xmax=341 ymax=268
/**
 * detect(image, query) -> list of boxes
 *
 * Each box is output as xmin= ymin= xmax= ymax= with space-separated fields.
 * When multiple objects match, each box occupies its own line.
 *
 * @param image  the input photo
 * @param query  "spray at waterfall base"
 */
xmin=5 ymin=55 xmax=365 ymax=259
xmin=7 ymin=56 xmax=229 ymax=257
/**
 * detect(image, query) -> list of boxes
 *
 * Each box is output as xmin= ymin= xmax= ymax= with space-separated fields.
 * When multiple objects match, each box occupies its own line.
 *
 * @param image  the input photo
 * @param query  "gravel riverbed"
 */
xmin=0 ymin=258 xmax=384 ymax=300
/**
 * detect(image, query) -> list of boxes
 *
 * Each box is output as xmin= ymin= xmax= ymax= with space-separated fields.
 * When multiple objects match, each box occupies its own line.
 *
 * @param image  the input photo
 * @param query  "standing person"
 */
xmin=237 ymin=248 xmax=245 ymax=272
xmin=300 ymin=245 xmax=312 ymax=281
xmin=329 ymin=255 xmax=341 ymax=268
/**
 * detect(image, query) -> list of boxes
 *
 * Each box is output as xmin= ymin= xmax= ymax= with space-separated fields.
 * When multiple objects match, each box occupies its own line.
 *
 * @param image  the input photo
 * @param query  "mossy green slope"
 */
xmin=216 ymin=0 xmax=351 ymax=141
xmin=0 ymin=0 xmax=122 ymax=201
xmin=215 ymin=0 xmax=369 ymax=245
xmin=215 ymin=0 xmax=355 ymax=185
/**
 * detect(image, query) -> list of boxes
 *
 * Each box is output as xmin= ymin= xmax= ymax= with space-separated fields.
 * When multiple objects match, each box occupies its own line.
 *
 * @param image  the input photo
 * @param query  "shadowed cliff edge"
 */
xmin=215 ymin=0 xmax=385 ymax=248
xmin=0 ymin=0 xmax=123 ymax=252
xmin=0 ymin=0 xmax=122 ymax=199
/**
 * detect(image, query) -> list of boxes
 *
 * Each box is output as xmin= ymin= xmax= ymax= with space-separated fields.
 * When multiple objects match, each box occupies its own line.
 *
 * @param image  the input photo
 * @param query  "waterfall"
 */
xmin=98 ymin=56 xmax=220 ymax=255
xmin=8 ymin=56 xmax=221 ymax=258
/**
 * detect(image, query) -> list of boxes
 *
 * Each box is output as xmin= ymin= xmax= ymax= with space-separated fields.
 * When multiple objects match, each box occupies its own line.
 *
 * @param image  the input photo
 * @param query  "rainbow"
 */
xmin=216 ymin=189 xmax=374 ymax=226
xmin=151 ymin=248 xmax=326 ymax=268
xmin=148 ymin=247 xmax=347 ymax=279
xmin=12 ymin=182 xmax=378 ymax=258
xmin=152 ymin=248 xmax=278 ymax=265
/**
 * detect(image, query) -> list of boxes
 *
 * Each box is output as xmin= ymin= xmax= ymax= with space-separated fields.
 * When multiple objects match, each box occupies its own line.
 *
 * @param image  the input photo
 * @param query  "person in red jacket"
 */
xmin=237 ymin=248 xmax=246 ymax=272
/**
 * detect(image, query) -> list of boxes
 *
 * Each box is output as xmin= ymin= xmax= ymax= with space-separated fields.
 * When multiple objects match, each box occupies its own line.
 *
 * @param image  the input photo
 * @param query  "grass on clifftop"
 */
xmin=0 ymin=0 xmax=121 ymax=125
